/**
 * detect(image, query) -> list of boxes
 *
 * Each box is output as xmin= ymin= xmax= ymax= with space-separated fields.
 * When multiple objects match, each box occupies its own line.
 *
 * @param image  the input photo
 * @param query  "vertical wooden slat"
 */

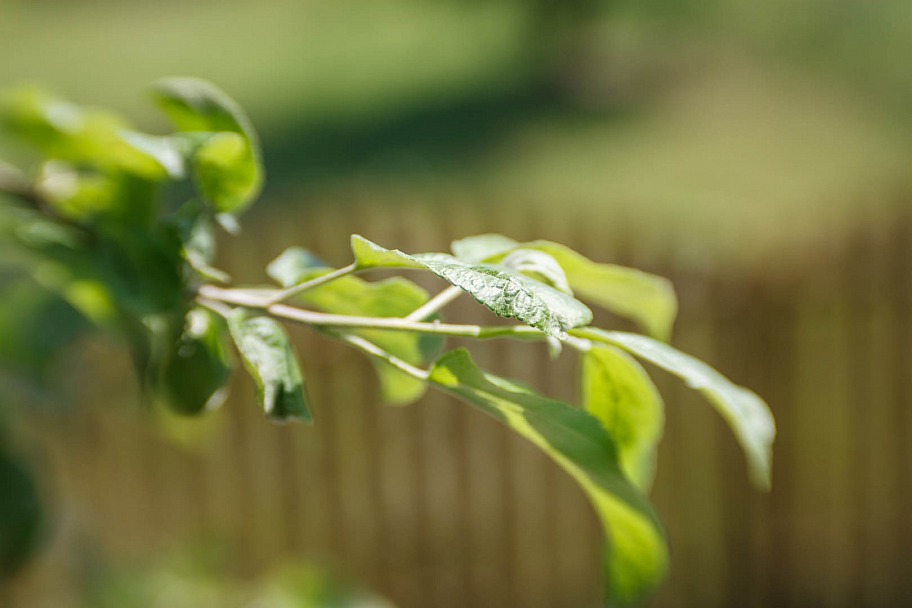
xmin=889 ymin=206 xmax=912 ymax=606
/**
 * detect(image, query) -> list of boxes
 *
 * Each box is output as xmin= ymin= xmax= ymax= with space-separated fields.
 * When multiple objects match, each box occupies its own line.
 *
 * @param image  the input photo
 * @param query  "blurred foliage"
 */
xmin=81 ymin=547 xmax=393 ymax=608
xmin=0 ymin=443 xmax=42 ymax=580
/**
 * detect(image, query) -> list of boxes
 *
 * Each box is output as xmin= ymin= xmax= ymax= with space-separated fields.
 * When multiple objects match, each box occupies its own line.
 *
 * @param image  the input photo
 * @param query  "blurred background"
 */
xmin=2 ymin=0 xmax=912 ymax=606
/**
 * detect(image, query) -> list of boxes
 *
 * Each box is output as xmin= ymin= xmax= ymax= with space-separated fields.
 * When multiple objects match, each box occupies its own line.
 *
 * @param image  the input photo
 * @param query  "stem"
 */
xmin=196 ymin=297 xmax=235 ymax=319
xmin=263 ymin=262 xmax=358 ymax=306
xmin=324 ymin=330 xmax=430 ymax=380
xmin=404 ymin=285 xmax=462 ymax=321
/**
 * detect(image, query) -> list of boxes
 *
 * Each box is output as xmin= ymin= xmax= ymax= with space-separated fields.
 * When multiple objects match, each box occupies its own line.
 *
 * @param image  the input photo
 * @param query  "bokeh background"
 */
xmin=2 ymin=1 xmax=912 ymax=606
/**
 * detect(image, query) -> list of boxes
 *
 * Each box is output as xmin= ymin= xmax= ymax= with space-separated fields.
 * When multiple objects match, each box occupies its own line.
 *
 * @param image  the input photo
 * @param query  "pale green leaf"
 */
xmin=583 ymin=346 xmax=664 ymax=492
xmin=119 ymin=130 xmax=185 ymax=178
xmin=450 ymin=233 xmax=520 ymax=263
xmin=529 ymin=242 xmax=677 ymax=341
xmin=501 ymin=248 xmax=573 ymax=295
xmin=575 ymin=329 xmax=775 ymax=489
xmin=429 ymin=349 xmax=668 ymax=607
xmin=152 ymin=77 xmax=263 ymax=214
xmin=266 ymin=247 xmax=328 ymax=287
xmin=351 ymin=235 xmax=592 ymax=338
xmin=153 ymin=77 xmax=252 ymax=134
xmin=228 ymin=309 xmax=312 ymax=422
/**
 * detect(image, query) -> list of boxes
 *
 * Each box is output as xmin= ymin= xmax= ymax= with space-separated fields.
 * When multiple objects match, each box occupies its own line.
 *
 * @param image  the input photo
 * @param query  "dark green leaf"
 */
xmin=0 ymin=278 xmax=87 ymax=382
xmin=172 ymin=201 xmax=230 ymax=282
xmin=152 ymin=78 xmax=263 ymax=214
xmin=158 ymin=308 xmax=233 ymax=415
xmin=0 ymin=446 xmax=43 ymax=578
xmin=583 ymin=346 xmax=664 ymax=492
xmin=351 ymin=235 xmax=592 ymax=339
xmin=429 ymin=349 xmax=668 ymax=607
xmin=575 ymin=329 xmax=775 ymax=489
xmin=227 ymin=309 xmax=312 ymax=422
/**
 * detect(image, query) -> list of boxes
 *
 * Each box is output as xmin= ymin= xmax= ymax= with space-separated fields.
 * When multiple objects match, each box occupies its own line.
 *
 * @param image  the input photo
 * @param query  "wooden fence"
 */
xmin=9 ymin=196 xmax=912 ymax=607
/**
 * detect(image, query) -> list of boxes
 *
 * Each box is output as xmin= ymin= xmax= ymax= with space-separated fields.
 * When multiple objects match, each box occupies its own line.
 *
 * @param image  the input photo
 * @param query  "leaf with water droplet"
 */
xmin=452 ymin=235 xmax=677 ymax=341
xmin=351 ymin=235 xmax=592 ymax=339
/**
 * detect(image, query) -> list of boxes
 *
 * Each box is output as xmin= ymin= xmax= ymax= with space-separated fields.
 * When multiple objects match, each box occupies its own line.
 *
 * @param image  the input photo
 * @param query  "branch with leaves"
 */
xmin=0 ymin=78 xmax=775 ymax=607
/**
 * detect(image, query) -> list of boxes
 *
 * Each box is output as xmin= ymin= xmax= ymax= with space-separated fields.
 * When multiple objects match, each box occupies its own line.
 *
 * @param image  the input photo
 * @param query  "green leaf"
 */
xmin=575 ymin=329 xmax=775 ymax=490
xmin=153 ymin=78 xmax=252 ymax=134
xmin=267 ymin=247 xmax=441 ymax=405
xmin=152 ymin=78 xmax=263 ymax=214
xmin=158 ymin=308 xmax=233 ymax=416
xmin=350 ymin=234 xmax=424 ymax=270
xmin=351 ymin=235 xmax=592 ymax=339
xmin=450 ymin=233 xmax=520 ymax=263
xmin=583 ymin=346 xmax=664 ymax=492
xmin=119 ymin=130 xmax=185 ymax=178
xmin=227 ymin=309 xmax=312 ymax=423
xmin=452 ymin=235 xmax=677 ymax=341
xmin=265 ymin=247 xmax=328 ymax=287
xmin=429 ymin=349 xmax=668 ymax=607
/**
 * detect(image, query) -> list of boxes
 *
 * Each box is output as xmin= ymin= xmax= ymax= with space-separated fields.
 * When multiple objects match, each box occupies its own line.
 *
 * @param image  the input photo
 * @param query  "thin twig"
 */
xmin=196 ymin=297 xmax=236 ymax=319
xmin=404 ymin=285 xmax=462 ymax=321
xmin=263 ymin=262 xmax=359 ymax=306
xmin=324 ymin=329 xmax=430 ymax=380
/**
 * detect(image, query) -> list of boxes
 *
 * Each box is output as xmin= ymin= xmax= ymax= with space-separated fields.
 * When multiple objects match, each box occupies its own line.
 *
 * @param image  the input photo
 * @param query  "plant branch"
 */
xmin=263 ymin=262 xmax=358 ymax=306
xmin=404 ymin=285 xmax=462 ymax=321
xmin=198 ymin=284 xmax=548 ymax=340
xmin=199 ymin=284 xmax=592 ymax=351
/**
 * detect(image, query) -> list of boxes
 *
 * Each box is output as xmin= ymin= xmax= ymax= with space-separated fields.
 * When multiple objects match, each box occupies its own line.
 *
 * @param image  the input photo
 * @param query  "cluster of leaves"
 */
xmin=0 ymin=79 xmax=774 ymax=607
